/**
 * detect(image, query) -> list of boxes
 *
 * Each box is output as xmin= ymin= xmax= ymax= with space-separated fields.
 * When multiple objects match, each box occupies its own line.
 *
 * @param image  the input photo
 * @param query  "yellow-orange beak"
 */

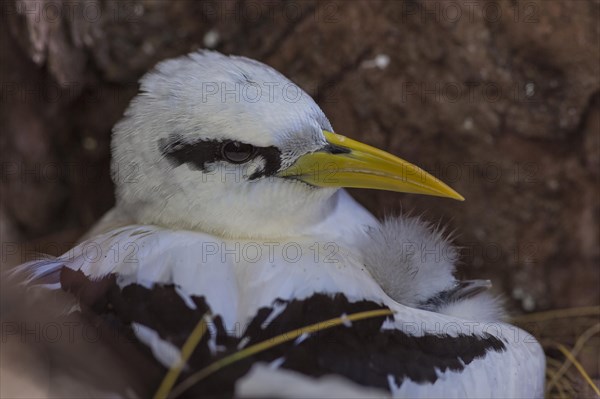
xmin=278 ymin=131 xmax=464 ymax=201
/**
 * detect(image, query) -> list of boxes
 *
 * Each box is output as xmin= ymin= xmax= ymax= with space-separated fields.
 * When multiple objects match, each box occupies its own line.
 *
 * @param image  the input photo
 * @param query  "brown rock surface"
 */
xmin=1 ymin=0 xmax=599 ymax=387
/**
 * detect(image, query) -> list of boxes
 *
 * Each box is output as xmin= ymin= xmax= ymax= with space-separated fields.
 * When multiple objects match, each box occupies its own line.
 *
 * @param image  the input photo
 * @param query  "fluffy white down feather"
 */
xmin=360 ymin=216 xmax=505 ymax=322
xmin=436 ymin=292 xmax=506 ymax=323
xmin=359 ymin=216 xmax=458 ymax=308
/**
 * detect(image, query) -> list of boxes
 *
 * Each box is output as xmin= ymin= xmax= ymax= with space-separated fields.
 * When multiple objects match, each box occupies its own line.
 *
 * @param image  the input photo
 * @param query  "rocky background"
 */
xmin=1 ymin=0 xmax=599 ymax=394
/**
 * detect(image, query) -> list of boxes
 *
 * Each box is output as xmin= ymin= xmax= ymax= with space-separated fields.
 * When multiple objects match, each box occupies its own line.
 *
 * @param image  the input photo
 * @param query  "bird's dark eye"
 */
xmin=221 ymin=141 xmax=255 ymax=163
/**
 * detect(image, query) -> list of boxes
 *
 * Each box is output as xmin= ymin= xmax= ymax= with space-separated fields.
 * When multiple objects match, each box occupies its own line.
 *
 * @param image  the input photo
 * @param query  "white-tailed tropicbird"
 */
xmin=12 ymin=51 xmax=545 ymax=398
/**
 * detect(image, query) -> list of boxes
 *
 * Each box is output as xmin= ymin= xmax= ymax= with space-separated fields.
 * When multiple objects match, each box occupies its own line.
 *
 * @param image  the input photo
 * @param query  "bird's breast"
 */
xmin=57 ymin=224 xmax=389 ymax=329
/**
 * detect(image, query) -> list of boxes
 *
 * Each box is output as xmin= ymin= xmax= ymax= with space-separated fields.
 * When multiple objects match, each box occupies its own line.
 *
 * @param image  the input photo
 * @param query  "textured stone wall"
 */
xmin=1 ymin=0 xmax=598 ymax=317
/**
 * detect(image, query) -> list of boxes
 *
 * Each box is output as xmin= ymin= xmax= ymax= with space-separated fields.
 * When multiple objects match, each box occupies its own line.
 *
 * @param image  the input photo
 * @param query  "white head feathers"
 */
xmin=111 ymin=51 xmax=337 ymax=238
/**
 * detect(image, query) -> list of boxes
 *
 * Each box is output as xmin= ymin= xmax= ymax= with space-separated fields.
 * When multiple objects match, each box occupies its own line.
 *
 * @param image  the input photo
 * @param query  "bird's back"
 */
xmin=14 ymin=217 xmax=545 ymax=398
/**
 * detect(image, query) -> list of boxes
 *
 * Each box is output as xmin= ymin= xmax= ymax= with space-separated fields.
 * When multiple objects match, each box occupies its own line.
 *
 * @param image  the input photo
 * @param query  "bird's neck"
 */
xmin=115 ymin=189 xmax=377 ymax=244
xmin=211 ymin=189 xmax=377 ymax=241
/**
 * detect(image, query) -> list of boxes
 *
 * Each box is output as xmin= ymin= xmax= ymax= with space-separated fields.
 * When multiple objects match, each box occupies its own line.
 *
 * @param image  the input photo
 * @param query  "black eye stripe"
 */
xmin=159 ymin=136 xmax=222 ymax=170
xmin=247 ymin=146 xmax=282 ymax=180
xmin=159 ymin=135 xmax=282 ymax=178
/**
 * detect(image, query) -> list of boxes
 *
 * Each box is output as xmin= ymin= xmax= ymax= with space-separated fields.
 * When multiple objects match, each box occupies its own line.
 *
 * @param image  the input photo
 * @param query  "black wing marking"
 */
xmin=56 ymin=268 xmax=506 ymax=398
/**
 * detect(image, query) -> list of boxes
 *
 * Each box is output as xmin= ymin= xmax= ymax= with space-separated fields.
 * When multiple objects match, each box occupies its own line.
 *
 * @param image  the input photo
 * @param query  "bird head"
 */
xmin=112 ymin=51 xmax=463 ymax=238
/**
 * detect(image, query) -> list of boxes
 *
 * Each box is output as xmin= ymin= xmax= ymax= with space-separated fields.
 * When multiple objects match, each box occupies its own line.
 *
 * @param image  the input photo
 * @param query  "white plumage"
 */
xmin=360 ymin=217 xmax=506 ymax=321
xmin=11 ymin=51 xmax=545 ymax=398
xmin=359 ymin=216 xmax=458 ymax=308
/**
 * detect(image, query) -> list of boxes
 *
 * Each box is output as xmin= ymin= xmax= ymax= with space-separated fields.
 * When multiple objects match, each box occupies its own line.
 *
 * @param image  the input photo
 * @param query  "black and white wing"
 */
xmin=13 ymin=225 xmax=545 ymax=398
